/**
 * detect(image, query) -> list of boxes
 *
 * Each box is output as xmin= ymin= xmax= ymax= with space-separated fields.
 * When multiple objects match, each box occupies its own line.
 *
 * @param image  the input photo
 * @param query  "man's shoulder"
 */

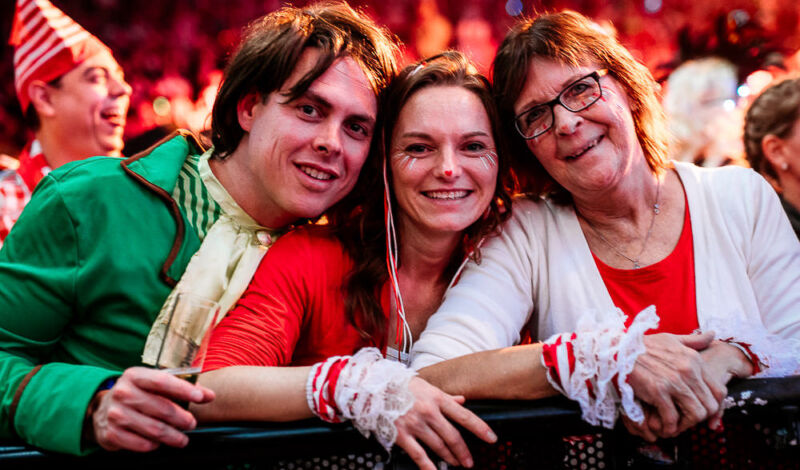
xmin=46 ymin=131 xmax=205 ymax=195
xmin=49 ymin=155 xmax=125 ymax=180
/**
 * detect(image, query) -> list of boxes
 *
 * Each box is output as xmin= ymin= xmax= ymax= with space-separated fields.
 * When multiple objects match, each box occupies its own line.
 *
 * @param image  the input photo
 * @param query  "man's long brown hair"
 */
xmin=210 ymin=1 xmax=399 ymax=159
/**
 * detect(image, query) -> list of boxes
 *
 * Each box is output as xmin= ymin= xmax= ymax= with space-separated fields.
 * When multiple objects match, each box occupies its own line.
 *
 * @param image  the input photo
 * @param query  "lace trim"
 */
xmin=334 ymin=348 xmax=417 ymax=451
xmin=541 ymin=306 xmax=659 ymax=428
xmin=702 ymin=317 xmax=800 ymax=378
xmin=305 ymin=348 xmax=417 ymax=452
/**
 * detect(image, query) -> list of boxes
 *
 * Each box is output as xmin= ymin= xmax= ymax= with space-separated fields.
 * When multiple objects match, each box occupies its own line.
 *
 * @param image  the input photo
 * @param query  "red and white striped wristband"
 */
xmin=540 ymin=306 xmax=660 ymax=428
xmin=306 ymin=355 xmax=350 ymax=423
xmin=304 ymin=348 xmax=417 ymax=451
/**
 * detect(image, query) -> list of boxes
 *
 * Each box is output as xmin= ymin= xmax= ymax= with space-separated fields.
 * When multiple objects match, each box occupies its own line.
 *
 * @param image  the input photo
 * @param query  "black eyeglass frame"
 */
xmin=514 ymin=69 xmax=609 ymax=140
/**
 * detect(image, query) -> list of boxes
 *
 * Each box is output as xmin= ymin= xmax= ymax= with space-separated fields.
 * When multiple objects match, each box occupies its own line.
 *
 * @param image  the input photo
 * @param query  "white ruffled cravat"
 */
xmin=142 ymin=151 xmax=280 ymax=365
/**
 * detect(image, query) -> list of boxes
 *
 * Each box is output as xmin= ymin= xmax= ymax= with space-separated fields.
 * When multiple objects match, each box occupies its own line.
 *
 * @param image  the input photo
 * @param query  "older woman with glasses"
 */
xmin=411 ymin=11 xmax=800 ymax=441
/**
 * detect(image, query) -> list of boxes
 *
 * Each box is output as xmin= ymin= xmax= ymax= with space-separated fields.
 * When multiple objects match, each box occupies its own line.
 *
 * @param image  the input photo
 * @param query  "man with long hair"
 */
xmin=0 ymin=2 xmax=397 ymax=455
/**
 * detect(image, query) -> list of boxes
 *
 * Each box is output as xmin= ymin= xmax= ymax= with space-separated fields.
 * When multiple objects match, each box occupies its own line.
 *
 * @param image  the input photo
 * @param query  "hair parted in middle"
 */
xmin=328 ymin=51 xmax=515 ymax=343
xmin=493 ymin=10 xmax=669 ymax=200
xmin=744 ymin=77 xmax=800 ymax=183
xmin=210 ymin=1 xmax=399 ymax=159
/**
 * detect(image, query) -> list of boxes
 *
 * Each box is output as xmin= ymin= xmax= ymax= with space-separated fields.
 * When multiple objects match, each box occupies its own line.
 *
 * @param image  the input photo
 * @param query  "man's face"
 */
xmin=232 ymin=49 xmax=377 ymax=228
xmin=46 ymin=49 xmax=131 ymax=159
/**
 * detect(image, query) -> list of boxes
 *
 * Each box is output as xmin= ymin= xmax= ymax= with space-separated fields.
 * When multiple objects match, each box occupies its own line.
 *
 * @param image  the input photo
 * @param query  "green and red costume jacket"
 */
xmin=0 ymin=132 xmax=205 ymax=454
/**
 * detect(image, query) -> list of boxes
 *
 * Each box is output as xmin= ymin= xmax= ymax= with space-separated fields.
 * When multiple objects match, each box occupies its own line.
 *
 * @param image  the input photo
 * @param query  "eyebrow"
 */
xmin=399 ymin=131 xmax=432 ymax=140
xmin=462 ymin=131 xmax=491 ymax=139
xmin=303 ymin=90 xmax=376 ymax=124
xmin=399 ymin=130 xmax=491 ymax=140
xmin=82 ymin=67 xmax=107 ymax=78
xmin=82 ymin=66 xmax=126 ymax=80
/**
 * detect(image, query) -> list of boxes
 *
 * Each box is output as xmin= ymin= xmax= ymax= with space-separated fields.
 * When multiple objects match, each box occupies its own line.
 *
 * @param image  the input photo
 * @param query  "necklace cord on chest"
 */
xmin=581 ymin=176 xmax=662 ymax=269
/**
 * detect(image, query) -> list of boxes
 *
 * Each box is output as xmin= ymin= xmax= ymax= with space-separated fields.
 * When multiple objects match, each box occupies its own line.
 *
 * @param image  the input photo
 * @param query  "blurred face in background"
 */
xmin=43 ymin=49 xmax=132 ymax=159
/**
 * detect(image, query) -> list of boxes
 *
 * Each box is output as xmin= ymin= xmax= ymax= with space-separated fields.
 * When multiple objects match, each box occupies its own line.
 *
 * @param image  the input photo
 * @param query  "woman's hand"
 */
xmin=700 ymin=340 xmax=755 ymax=385
xmin=623 ymin=338 xmax=755 ymax=440
xmin=626 ymin=332 xmax=726 ymax=439
xmin=701 ymin=340 xmax=756 ymax=430
xmin=394 ymin=377 xmax=497 ymax=470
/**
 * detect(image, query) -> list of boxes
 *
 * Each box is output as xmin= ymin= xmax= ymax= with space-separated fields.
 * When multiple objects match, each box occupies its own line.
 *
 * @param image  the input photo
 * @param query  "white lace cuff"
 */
xmin=702 ymin=317 xmax=800 ymax=378
xmin=541 ymin=306 xmax=660 ymax=428
xmin=306 ymin=348 xmax=417 ymax=451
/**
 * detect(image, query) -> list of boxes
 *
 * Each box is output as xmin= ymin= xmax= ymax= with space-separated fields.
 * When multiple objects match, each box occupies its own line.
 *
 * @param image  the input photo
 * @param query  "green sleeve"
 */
xmin=0 ymin=175 xmax=118 ymax=455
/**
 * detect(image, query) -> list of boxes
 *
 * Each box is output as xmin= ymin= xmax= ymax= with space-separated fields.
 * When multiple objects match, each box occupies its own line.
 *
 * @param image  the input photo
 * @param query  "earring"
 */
xmin=782 ymin=162 xmax=789 ymax=171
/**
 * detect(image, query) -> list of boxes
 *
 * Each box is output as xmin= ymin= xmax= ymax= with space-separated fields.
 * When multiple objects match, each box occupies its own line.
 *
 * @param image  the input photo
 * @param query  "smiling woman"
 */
xmin=390 ymin=85 xmax=499 ymax=242
xmin=411 ymin=9 xmax=800 ymax=445
xmin=193 ymin=51 xmax=514 ymax=470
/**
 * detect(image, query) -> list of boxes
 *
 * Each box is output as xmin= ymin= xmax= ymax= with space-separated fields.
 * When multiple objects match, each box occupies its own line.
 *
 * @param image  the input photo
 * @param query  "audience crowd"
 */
xmin=0 ymin=1 xmax=799 ymax=468
xmin=2 ymin=0 xmax=800 ymax=156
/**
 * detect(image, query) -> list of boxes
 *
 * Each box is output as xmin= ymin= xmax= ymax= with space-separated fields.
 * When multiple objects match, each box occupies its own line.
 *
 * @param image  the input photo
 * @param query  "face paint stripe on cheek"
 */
xmin=393 ymin=152 xmax=417 ymax=171
xmin=479 ymin=151 xmax=498 ymax=170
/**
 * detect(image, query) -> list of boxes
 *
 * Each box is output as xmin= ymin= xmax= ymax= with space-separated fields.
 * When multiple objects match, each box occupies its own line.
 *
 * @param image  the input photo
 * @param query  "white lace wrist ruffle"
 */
xmin=542 ymin=306 xmax=659 ymax=428
xmin=306 ymin=348 xmax=417 ymax=451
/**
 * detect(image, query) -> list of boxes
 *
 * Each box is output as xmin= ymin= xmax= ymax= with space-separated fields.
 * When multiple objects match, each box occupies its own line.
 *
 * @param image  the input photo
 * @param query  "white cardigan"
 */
xmin=411 ymin=163 xmax=800 ymax=375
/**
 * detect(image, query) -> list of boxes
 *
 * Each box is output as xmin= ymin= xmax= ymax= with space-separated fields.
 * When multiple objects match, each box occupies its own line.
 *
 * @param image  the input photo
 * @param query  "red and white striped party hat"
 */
xmin=10 ymin=0 xmax=113 ymax=111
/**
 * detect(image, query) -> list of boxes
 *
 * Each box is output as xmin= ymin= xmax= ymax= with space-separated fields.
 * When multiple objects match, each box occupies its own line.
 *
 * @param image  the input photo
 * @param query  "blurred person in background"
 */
xmin=744 ymin=76 xmax=800 ymax=238
xmin=663 ymin=57 xmax=747 ymax=168
xmin=0 ymin=0 xmax=131 ymax=246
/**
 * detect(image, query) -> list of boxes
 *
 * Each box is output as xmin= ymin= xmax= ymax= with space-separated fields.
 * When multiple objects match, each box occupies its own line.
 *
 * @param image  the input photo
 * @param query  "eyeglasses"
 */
xmin=514 ymin=69 xmax=608 ymax=140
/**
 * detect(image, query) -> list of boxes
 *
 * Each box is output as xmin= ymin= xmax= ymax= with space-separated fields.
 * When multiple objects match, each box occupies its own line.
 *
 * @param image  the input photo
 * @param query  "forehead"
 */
xmin=394 ymin=85 xmax=491 ymax=137
xmin=64 ymin=50 xmax=124 ymax=80
xmin=284 ymin=49 xmax=377 ymax=118
xmin=514 ymin=58 xmax=597 ymax=113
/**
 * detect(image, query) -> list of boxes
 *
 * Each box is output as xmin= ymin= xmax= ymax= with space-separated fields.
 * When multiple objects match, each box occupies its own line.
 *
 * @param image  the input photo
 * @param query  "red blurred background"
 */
xmin=1 ymin=0 xmax=799 ymax=157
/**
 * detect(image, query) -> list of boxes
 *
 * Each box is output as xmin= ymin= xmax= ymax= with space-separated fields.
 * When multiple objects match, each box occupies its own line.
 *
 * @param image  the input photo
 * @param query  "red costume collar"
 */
xmin=16 ymin=140 xmax=51 ymax=192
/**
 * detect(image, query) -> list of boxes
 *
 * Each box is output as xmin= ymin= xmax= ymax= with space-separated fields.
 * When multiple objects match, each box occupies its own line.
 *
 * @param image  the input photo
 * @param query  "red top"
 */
xmin=593 ymin=196 xmax=698 ymax=335
xmin=0 ymin=140 xmax=50 ymax=245
xmin=16 ymin=140 xmax=51 ymax=191
xmin=203 ymin=228 xmax=389 ymax=371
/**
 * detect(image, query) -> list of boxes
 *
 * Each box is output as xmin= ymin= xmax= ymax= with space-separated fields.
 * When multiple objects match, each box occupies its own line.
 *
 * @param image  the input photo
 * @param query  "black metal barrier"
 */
xmin=2 ymin=376 xmax=798 ymax=469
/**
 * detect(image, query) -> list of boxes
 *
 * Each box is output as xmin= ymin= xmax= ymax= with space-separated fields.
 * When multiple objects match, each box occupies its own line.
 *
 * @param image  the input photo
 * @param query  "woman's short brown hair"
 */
xmin=210 ymin=1 xmax=398 ymax=159
xmin=493 ymin=10 xmax=669 ymax=199
xmin=744 ymin=77 xmax=800 ymax=182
